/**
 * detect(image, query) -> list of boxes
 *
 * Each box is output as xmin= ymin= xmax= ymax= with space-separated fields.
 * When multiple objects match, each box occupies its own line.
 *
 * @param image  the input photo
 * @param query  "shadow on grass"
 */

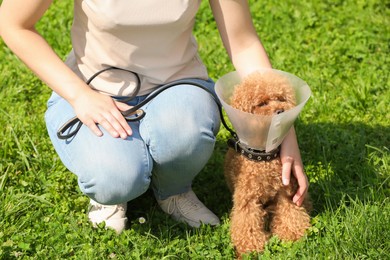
xmin=125 ymin=121 xmax=389 ymax=236
xmin=297 ymin=121 xmax=389 ymax=214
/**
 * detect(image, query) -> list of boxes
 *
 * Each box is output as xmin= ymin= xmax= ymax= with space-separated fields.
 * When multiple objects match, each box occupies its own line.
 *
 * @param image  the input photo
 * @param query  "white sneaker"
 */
xmin=88 ymin=199 xmax=128 ymax=234
xmin=157 ymin=189 xmax=220 ymax=227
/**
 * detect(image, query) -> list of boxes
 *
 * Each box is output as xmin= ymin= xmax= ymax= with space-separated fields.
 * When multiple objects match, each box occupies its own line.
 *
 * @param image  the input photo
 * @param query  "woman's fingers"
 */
xmin=84 ymin=119 xmax=104 ymax=137
xmin=282 ymin=155 xmax=308 ymax=206
xmin=73 ymin=92 xmax=133 ymax=139
xmin=97 ymin=107 xmax=133 ymax=139
xmin=292 ymin=164 xmax=309 ymax=206
xmin=115 ymin=101 xmax=133 ymax=136
xmin=281 ymin=127 xmax=309 ymax=206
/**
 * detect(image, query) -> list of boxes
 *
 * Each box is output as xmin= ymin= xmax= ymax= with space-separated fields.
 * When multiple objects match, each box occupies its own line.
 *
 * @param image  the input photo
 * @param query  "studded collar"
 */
xmin=227 ymin=138 xmax=280 ymax=162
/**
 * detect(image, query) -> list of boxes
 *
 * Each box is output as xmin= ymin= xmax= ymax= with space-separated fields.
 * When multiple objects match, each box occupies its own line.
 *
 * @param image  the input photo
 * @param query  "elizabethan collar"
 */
xmin=215 ymin=69 xmax=311 ymax=152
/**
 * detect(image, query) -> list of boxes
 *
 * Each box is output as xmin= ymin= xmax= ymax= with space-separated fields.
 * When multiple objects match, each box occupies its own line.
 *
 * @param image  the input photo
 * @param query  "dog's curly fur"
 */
xmin=224 ymin=71 xmax=312 ymax=258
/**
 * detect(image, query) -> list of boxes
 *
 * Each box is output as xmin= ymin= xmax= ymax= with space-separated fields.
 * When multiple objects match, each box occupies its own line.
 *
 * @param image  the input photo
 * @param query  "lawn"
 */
xmin=0 ymin=0 xmax=389 ymax=259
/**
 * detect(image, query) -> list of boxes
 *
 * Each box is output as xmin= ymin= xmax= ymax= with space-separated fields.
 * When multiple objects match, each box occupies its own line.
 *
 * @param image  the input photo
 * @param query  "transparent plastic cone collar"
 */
xmin=215 ymin=69 xmax=311 ymax=152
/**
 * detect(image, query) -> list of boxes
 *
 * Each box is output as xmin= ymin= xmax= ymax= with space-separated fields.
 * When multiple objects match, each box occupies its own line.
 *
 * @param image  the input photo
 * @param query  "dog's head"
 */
xmin=230 ymin=71 xmax=296 ymax=116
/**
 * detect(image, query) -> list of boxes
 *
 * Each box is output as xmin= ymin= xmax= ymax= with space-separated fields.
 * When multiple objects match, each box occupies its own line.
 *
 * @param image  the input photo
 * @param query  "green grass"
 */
xmin=1 ymin=0 xmax=389 ymax=259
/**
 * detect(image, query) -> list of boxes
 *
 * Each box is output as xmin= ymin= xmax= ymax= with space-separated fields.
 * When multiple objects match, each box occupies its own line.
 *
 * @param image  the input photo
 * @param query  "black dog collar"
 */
xmin=227 ymin=138 xmax=280 ymax=162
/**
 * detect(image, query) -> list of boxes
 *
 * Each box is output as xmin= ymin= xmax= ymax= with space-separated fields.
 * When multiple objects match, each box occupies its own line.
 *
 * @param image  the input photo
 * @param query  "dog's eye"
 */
xmin=257 ymin=101 xmax=268 ymax=107
xmin=272 ymin=96 xmax=286 ymax=102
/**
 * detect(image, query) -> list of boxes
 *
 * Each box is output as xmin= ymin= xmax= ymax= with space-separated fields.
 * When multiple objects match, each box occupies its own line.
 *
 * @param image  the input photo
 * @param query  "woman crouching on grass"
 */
xmin=0 ymin=0 xmax=308 ymax=233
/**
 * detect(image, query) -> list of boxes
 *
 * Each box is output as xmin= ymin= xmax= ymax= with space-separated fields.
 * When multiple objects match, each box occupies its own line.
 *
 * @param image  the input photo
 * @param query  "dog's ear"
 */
xmin=283 ymin=86 xmax=296 ymax=107
xmin=265 ymin=72 xmax=297 ymax=107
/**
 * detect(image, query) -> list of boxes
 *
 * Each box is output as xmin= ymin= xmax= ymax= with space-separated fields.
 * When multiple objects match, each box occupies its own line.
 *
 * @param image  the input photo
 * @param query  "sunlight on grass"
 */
xmin=0 ymin=0 xmax=389 ymax=258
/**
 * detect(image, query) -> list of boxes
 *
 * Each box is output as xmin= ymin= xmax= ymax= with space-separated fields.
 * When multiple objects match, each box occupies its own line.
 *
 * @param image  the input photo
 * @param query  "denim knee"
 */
xmin=78 ymin=165 xmax=152 ymax=205
xmin=164 ymin=124 xmax=216 ymax=164
xmin=141 ymin=84 xmax=220 ymax=164
xmin=45 ymin=91 xmax=155 ymax=204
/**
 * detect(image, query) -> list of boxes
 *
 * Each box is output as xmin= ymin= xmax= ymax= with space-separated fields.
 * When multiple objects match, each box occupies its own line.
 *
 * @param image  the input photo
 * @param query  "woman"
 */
xmin=0 ymin=0 xmax=308 ymax=233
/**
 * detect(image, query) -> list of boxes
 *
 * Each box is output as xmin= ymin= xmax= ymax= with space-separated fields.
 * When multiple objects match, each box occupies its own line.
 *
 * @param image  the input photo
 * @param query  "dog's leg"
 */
xmin=230 ymin=188 xmax=270 ymax=258
xmin=224 ymin=149 xmax=238 ymax=193
xmin=269 ymin=190 xmax=311 ymax=241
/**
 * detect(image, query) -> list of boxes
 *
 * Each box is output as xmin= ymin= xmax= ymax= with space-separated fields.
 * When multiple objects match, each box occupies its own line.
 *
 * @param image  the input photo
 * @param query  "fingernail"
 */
xmin=282 ymin=178 xmax=289 ymax=185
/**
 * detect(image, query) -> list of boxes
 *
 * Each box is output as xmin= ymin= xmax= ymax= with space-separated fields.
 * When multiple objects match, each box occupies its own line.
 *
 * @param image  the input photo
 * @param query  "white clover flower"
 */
xmin=139 ymin=217 xmax=146 ymax=224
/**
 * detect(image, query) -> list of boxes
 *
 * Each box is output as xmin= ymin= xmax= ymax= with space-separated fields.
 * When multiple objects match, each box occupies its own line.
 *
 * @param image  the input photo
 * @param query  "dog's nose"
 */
xmin=275 ymin=109 xmax=285 ymax=114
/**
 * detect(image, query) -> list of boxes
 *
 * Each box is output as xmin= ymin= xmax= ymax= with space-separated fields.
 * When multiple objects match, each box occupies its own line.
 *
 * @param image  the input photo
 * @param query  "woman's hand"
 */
xmin=280 ymin=127 xmax=309 ymax=206
xmin=71 ymin=89 xmax=133 ymax=139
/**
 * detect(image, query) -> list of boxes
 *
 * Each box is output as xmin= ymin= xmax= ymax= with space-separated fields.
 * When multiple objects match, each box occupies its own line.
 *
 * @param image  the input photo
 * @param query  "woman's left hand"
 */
xmin=280 ymin=127 xmax=309 ymax=206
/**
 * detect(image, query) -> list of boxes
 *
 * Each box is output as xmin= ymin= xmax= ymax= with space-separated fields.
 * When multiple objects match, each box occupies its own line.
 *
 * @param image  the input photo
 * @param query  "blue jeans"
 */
xmin=45 ymin=78 xmax=220 ymax=205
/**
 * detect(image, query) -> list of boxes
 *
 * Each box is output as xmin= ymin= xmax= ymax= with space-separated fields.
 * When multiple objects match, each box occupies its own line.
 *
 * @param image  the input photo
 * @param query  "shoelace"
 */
xmin=166 ymin=193 xmax=201 ymax=216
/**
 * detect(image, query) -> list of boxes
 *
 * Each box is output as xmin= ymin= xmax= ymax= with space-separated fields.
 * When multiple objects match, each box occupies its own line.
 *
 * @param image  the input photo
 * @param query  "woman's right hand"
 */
xmin=71 ymin=89 xmax=133 ymax=139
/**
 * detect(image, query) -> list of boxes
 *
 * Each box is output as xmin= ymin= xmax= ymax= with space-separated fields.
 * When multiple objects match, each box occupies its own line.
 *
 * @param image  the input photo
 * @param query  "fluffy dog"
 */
xmin=224 ymin=71 xmax=311 ymax=258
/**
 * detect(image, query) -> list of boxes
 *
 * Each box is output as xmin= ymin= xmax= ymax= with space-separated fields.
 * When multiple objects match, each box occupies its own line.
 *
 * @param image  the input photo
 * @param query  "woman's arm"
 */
xmin=0 ymin=0 xmax=132 ymax=138
xmin=209 ymin=0 xmax=272 ymax=76
xmin=210 ymin=0 xmax=308 ymax=206
xmin=0 ymin=0 xmax=88 ymax=103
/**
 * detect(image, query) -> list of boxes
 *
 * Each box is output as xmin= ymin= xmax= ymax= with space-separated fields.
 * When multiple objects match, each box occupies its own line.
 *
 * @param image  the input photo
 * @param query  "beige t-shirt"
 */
xmin=65 ymin=0 xmax=209 ymax=96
